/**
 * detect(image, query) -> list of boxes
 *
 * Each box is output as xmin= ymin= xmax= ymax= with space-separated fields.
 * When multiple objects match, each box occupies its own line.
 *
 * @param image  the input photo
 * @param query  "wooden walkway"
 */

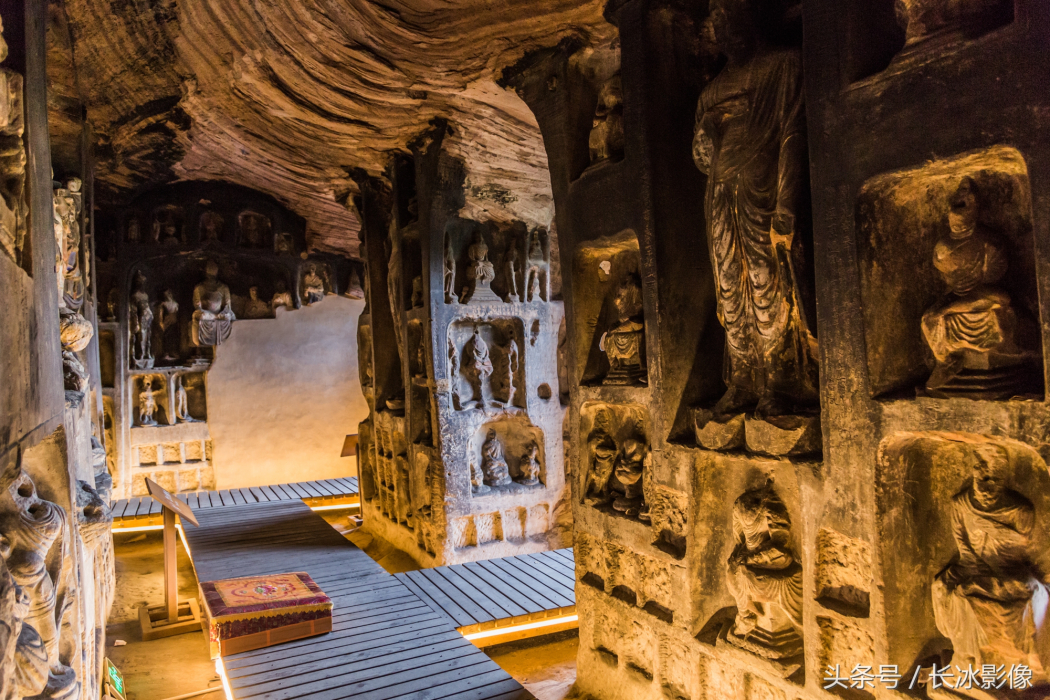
xmin=181 ymin=499 xmax=532 ymax=700
xmin=394 ymin=549 xmax=577 ymax=645
xmin=111 ymin=477 xmax=360 ymax=527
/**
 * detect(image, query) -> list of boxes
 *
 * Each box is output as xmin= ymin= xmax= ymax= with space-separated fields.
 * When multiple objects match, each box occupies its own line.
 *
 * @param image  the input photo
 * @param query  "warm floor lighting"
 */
xmin=214 ymin=658 xmax=233 ymax=700
xmin=461 ymin=614 xmax=579 ymax=643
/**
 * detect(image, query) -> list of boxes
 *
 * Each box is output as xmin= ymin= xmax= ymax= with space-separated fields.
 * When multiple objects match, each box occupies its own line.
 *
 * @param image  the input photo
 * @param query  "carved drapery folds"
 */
xmin=724 ymin=482 xmax=804 ymax=673
xmin=693 ymin=0 xmax=817 ymax=419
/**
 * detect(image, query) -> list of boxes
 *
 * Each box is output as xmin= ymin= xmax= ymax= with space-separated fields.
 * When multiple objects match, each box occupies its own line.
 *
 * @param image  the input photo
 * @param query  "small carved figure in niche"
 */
xmin=138 ymin=378 xmax=158 ymax=427
xmin=443 ymin=233 xmax=457 ymax=304
xmin=127 ymin=217 xmax=141 ymax=243
xmin=420 ymin=393 xmax=433 ymax=444
xmin=726 ymin=482 xmax=804 ymax=659
xmin=0 ymin=459 xmax=77 ymax=698
xmin=411 ymin=275 xmax=424 ymax=308
xmin=470 ymin=458 xmax=490 ymax=495
xmin=466 ymin=229 xmax=498 ymax=302
xmin=275 ymin=231 xmax=295 ymax=256
xmin=932 ymin=443 xmax=1048 ymax=677
xmin=161 ymin=222 xmax=179 ymax=246
xmin=105 ymin=287 xmax=118 ymax=321
xmin=504 ymin=233 xmax=521 ymax=302
xmin=464 ymin=327 xmax=493 ymax=407
xmin=610 ymin=439 xmax=648 ymax=518
xmin=582 ymin=410 xmax=618 ymax=506
xmin=589 ymin=73 xmax=624 ymax=164
xmin=448 ymin=337 xmax=461 ymax=409
xmin=604 ymin=273 xmax=647 ymax=385
xmin=129 ymin=270 xmax=154 ymax=369
xmin=414 ymin=332 xmax=427 ymax=380
xmin=192 ymin=260 xmax=236 ymax=347
xmin=271 ymin=279 xmax=294 ymax=312
xmin=156 ymin=289 xmax=180 ymax=362
xmin=238 ymin=211 xmax=270 ymax=248
xmin=921 ymin=178 xmax=1037 ymax=398
xmin=303 ymin=263 xmax=326 ymax=305
xmin=694 ymin=0 xmax=818 ymax=417
xmin=0 ymin=26 xmax=28 ymax=266
xmin=345 ymin=269 xmax=365 ymax=299
xmin=199 ymin=211 xmax=223 ymax=242
xmin=498 ymin=338 xmax=519 ymax=406
xmin=175 ymin=375 xmax=198 ymax=423
xmin=242 ymin=286 xmax=271 ymax=319
xmin=481 ymin=429 xmax=512 ymax=487
xmin=153 ymin=206 xmax=182 ymax=246
xmin=525 ymin=227 xmax=548 ymax=302
xmin=518 ymin=442 xmax=541 ymax=486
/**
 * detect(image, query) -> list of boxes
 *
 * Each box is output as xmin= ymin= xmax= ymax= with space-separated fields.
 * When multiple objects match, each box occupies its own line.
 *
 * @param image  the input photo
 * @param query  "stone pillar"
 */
xmin=355 ymin=124 xmax=569 ymax=566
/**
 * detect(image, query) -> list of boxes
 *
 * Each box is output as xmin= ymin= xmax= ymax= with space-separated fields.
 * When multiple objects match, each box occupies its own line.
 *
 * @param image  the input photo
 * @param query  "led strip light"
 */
xmin=460 ymin=614 xmax=579 ymax=642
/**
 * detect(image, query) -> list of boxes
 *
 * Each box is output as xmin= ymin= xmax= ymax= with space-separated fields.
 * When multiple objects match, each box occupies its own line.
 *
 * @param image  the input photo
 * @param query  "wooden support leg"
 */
xmin=164 ymin=508 xmax=178 ymax=623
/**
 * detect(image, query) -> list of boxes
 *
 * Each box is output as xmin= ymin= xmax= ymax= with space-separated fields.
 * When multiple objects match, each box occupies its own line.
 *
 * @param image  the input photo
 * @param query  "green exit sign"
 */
xmin=103 ymin=658 xmax=125 ymax=700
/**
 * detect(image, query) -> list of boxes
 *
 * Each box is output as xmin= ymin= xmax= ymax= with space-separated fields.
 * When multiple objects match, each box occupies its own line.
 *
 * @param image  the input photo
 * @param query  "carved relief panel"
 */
xmin=857 ymin=146 xmax=1043 ymax=400
xmin=447 ymin=319 xmax=525 ymax=411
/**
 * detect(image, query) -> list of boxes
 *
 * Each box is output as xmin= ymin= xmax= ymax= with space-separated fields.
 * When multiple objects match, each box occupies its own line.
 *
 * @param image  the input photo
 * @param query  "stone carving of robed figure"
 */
xmin=932 ymin=443 xmax=1048 ymax=681
xmin=693 ymin=0 xmax=818 ymax=417
xmin=192 ymin=261 xmax=235 ymax=347
xmin=921 ymin=178 xmax=1036 ymax=397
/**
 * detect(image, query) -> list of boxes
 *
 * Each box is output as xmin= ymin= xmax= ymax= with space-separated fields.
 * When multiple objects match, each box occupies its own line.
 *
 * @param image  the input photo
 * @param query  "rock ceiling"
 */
xmin=50 ymin=0 xmax=615 ymax=257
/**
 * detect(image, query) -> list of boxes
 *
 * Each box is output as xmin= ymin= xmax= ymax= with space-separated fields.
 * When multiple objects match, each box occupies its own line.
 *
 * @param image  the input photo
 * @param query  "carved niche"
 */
xmin=574 ymin=231 xmax=648 ymax=387
xmin=237 ymin=211 xmax=271 ymax=249
xmin=467 ymin=417 xmax=546 ymax=496
xmin=579 ymin=402 xmax=652 ymax=522
xmin=448 ymin=320 xmax=524 ymax=411
xmin=151 ymin=204 xmax=184 ymax=245
xmin=857 ymin=146 xmax=1043 ymax=400
xmin=876 ymin=433 xmax=1050 ymax=691
xmin=722 ymin=481 xmax=805 ymax=677
xmin=588 ymin=73 xmax=624 ymax=165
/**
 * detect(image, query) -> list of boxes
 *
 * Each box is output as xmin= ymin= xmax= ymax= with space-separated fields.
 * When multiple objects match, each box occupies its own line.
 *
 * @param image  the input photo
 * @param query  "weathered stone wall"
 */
xmin=509 ymin=0 xmax=1050 ymax=698
xmin=1 ymin=4 xmax=113 ymax=698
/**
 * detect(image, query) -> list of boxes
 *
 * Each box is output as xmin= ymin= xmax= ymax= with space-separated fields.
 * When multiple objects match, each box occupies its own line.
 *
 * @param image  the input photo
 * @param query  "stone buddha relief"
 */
xmin=932 ymin=443 xmax=1048 ymax=688
xmin=723 ymin=481 xmax=804 ymax=678
xmin=921 ymin=177 xmax=1039 ymax=399
xmin=692 ymin=0 xmax=818 ymax=419
xmin=191 ymin=261 xmax=235 ymax=347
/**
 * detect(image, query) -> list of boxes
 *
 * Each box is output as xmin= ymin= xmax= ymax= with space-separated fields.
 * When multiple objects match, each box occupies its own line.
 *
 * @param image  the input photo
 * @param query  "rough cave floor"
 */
xmin=106 ymin=512 xmax=578 ymax=699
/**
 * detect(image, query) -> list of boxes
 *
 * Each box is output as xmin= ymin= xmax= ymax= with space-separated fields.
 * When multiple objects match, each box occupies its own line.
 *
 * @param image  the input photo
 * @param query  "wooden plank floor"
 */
xmin=394 ymin=549 xmax=577 ymax=636
xmin=111 ymin=477 xmax=359 ymax=527
xmin=182 ymin=500 xmax=532 ymax=700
